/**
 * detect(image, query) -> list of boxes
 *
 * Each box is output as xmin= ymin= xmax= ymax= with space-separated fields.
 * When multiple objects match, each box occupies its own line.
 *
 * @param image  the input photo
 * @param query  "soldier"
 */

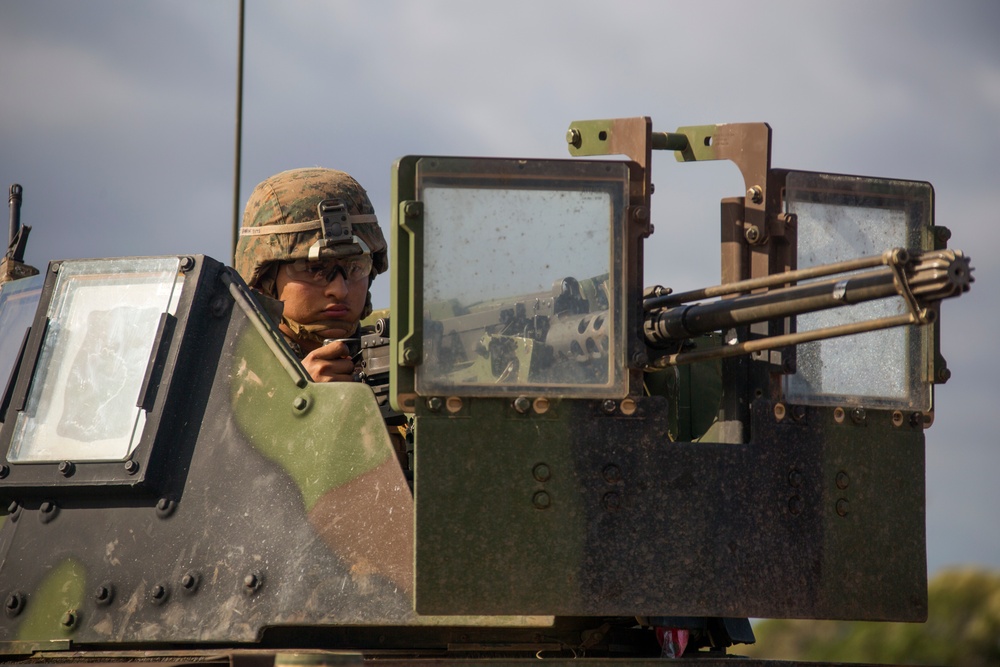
xmin=235 ymin=167 xmax=388 ymax=382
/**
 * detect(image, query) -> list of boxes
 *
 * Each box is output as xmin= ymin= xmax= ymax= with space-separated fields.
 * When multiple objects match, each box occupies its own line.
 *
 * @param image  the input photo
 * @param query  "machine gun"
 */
xmin=1 ymin=184 xmax=39 ymax=285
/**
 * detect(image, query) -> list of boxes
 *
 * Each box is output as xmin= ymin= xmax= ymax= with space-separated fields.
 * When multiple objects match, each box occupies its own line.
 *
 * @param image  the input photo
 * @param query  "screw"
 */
xmin=566 ymin=128 xmax=582 ymax=148
xmin=745 ymin=225 xmax=762 ymax=244
xmin=836 ymin=471 xmax=850 ymax=490
xmin=292 ymin=396 xmax=308 ymax=411
xmin=532 ymin=463 xmax=551 ymax=482
xmin=58 ymin=461 xmax=75 ymax=477
xmin=513 ymin=396 xmax=531 ymax=414
xmin=532 ymin=491 xmax=551 ymax=510
xmin=124 ymin=460 xmax=139 ymax=474
xmin=747 ymin=185 xmax=763 ymax=204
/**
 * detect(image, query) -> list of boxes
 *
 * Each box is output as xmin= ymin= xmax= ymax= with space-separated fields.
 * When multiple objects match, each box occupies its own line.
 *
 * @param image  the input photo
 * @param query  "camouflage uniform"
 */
xmin=235 ymin=168 xmax=388 ymax=354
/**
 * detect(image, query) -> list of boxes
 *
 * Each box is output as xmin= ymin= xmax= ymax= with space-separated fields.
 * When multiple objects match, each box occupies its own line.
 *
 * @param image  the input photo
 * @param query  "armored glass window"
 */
xmin=0 ymin=275 xmax=43 ymax=417
xmin=7 ymin=257 xmax=183 ymax=462
xmin=782 ymin=172 xmax=933 ymax=410
xmin=412 ymin=158 xmax=628 ymax=398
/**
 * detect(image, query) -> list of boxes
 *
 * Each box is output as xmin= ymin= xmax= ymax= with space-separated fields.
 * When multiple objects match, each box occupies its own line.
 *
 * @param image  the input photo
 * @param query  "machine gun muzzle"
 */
xmin=643 ymin=248 xmax=973 ymax=367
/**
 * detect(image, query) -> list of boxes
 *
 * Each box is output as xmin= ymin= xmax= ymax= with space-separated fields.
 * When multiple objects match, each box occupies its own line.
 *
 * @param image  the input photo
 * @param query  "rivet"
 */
xmin=150 ymin=584 xmax=168 ymax=604
xmin=445 ymin=396 xmax=463 ymax=414
xmin=532 ymin=463 xmax=551 ymax=483
xmin=532 ymin=397 xmax=550 ymax=414
xmin=836 ymin=471 xmax=850 ymax=490
xmin=788 ymin=495 xmax=803 ymax=515
xmin=60 ymin=611 xmax=76 ymax=628
xmin=243 ymin=572 xmax=262 ymax=593
xmin=532 ymin=491 xmax=551 ymax=510
xmin=602 ymin=464 xmax=621 ymax=484
xmin=788 ymin=469 xmax=803 ymax=488
xmin=94 ymin=584 xmax=114 ymax=605
xmin=124 ymin=460 xmax=139 ymax=475
xmin=180 ymin=572 xmax=200 ymax=593
xmin=155 ymin=497 xmax=177 ymax=519
xmin=426 ymin=396 xmax=443 ymax=412
xmin=4 ymin=592 xmax=24 ymax=617
xmin=513 ymin=396 xmax=531 ymax=414
xmin=836 ymin=498 xmax=850 ymax=517
xmin=773 ymin=403 xmax=786 ymax=421
xmin=602 ymin=491 xmax=621 ymax=512
xmin=209 ymin=295 xmax=229 ymax=317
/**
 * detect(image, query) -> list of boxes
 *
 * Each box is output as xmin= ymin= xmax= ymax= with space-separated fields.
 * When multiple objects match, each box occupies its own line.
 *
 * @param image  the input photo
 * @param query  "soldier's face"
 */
xmin=276 ymin=262 xmax=368 ymax=343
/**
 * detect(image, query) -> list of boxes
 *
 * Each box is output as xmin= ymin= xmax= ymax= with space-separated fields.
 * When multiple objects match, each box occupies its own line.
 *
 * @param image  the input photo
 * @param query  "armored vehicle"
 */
xmin=0 ymin=118 xmax=973 ymax=666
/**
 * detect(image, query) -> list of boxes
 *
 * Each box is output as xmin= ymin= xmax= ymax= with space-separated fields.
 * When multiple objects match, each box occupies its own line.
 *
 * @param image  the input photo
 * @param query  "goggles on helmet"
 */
xmin=283 ymin=255 xmax=373 ymax=286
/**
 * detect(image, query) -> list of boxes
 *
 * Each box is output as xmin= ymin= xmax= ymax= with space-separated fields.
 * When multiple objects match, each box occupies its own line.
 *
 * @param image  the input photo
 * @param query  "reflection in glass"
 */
xmin=416 ymin=176 xmax=625 ymax=397
xmin=8 ymin=257 xmax=183 ymax=462
xmin=782 ymin=173 xmax=932 ymax=409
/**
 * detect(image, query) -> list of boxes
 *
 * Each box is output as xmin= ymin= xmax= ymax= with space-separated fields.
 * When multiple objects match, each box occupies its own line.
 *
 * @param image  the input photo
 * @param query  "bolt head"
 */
xmin=513 ymin=396 xmax=531 ymax=414
xmin=532 ymin=491 xmax=551 ymax=510
xmin=566 ymin=128 xmax=582 ymax=148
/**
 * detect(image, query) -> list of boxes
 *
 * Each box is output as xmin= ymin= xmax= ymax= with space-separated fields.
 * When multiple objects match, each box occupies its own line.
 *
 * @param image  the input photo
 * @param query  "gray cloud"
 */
xmin=1 ymin=0 xmax=997 ymax=580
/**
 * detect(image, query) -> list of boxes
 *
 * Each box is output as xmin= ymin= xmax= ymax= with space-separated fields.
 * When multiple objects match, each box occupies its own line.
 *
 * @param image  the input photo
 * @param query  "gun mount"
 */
xmin=0 ymin=119 xmax=976 ymax=666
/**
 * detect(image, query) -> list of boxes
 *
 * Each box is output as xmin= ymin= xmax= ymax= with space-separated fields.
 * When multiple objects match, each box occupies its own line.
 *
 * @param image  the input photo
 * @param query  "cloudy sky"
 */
xmin=2 ymin=1 xmax=998 ymax=578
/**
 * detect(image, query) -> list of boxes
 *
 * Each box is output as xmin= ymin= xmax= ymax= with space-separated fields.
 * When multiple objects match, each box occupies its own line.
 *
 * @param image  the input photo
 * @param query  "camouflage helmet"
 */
xmin=235 ymin=168 xmax=388 ymax=291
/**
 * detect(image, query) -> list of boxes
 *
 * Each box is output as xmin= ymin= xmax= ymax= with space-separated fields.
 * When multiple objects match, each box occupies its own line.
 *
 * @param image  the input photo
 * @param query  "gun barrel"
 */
xmin=644 ymin=249 xmax=972 ymax=346
xmin=8 ymin=184 xmax=22 ymax=252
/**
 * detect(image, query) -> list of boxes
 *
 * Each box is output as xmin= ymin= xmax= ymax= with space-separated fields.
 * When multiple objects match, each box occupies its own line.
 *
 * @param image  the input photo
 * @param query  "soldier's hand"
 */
xmin=303 ymin=340 xmax=356 ymax=383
